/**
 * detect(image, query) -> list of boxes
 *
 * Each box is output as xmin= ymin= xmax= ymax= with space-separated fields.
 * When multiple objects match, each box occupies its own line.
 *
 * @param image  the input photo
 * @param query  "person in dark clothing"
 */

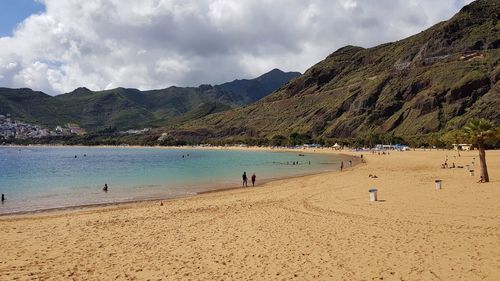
xmin=242 ymin=172 xmax=248 ymax=187
xmin=340 ymin=161 xmax=344 ymax=172
xmin=1 ymin=194 xmax=5 ymax=203
xmin=103 ymin=184 xmax=108 ymax=192
xmin=251 ymin=173 xmax=256 ymax=187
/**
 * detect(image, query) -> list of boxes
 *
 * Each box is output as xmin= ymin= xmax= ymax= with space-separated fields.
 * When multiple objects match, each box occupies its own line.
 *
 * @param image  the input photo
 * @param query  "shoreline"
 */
xmin=0 ymin=146 xmax=359 ymax=217
xmin=0 ymin=167 xmax=351 ymax=219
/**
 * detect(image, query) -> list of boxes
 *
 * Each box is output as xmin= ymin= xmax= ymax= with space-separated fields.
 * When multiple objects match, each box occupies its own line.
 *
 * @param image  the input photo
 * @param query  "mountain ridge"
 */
xmin=0 ymin=69 xmax=300 ymax=132
xmin=168 ymin=0 xmax=499 ymax=143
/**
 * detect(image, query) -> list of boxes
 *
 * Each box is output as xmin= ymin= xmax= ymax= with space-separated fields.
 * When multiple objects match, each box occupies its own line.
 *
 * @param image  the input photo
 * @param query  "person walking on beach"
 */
xmin=242 ymin=172 xmax=248 ymax=187
xmin=349 ymin=160 xmax=352 ymax=167
xmin=103 ymin=184 xmax=108 ymax=192
xmin=340 ymin=161 xmax=344 ymax=172
xmin=251 ymin=173 xmax=256 ymax=187
xmin=1 ymin=194 xmax=5 ymax=203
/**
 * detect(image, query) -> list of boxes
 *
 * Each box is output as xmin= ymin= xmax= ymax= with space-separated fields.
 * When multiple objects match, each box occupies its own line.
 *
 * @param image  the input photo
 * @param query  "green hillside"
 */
xmin=172 ymin=0 xmax=499 ymax=142
xmin=0 ymin=88 xmax=63 ymax=125
xmin=0 ymin=69 xmax=299 ymax=132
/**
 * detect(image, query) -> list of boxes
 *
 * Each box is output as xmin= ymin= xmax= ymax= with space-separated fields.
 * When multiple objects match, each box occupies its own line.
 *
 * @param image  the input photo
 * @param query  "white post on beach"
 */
xmin=369 ymin=188 xmax=378 ymax=202
xmin=435 ymin=180 xmax=442 ymax=190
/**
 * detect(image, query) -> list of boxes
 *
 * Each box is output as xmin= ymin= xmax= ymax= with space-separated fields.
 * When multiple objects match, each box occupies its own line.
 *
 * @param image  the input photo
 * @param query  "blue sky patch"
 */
xmin=0 ymin=0 xmax=45 ymax=37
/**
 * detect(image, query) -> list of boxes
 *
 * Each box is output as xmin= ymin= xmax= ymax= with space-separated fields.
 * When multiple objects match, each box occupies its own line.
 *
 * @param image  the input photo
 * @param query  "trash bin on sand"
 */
xmin=470 ymin=170 xmax=475 ymax=176
xmin=369 ymin=188 xmax=378 ymax=202
xmin=435 ymin=180 xmax=442 ymax=190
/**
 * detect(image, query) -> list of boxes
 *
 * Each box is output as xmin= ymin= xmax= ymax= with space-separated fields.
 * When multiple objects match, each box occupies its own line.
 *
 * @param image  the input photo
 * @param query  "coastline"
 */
xmin=1 ymin=149 xmax=499 ymax=280
xmin=0 ymin=146 xmax=358 ymax=216
xmin=0 ymin=164 xmax=356 ymax=218
xmin=0 ymin=166 xmax=351 ymax=219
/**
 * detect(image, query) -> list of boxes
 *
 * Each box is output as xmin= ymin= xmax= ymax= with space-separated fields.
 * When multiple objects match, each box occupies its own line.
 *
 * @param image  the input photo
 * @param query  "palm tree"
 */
xmin=463 ymin=118 xmax=498 ymax=182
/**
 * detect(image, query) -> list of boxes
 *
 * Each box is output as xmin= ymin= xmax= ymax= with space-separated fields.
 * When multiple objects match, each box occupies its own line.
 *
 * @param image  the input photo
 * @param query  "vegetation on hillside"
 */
xmin=0 ymin=69 xmax=300 ymax=132
xmin=165 ymin=0 xmax=499 ymax=143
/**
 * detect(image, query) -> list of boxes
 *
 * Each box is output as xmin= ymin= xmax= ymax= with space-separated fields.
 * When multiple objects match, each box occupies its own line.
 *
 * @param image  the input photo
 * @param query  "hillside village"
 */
xmin=0 ymin=114 xmax=85 ymax=140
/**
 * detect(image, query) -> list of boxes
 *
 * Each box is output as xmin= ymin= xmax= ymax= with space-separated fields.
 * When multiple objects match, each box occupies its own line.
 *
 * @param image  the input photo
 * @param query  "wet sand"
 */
xmin=1 ymin=149 xmax=499 ymax=280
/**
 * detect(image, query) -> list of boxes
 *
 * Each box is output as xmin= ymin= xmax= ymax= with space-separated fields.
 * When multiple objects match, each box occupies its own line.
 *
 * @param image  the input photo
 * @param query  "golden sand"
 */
xmin=1 ymin=149 xmax=499 ymax=280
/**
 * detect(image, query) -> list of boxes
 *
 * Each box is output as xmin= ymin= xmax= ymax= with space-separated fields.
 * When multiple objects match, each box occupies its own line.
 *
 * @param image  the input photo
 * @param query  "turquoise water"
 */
xmin=0 ymin=146 xmax=352 ymax=214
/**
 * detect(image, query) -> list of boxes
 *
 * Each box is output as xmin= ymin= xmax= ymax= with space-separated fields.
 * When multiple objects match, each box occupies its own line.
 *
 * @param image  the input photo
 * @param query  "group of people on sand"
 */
xmin=441 ymin=162 xmax=457 ymax=169
xmin=371 ymin=151 xmax=390 ymax=155
xmin=339 ymin=160 xmax=354 ymax=172
xmin=440 ymin=155 xmax=486 ymax=183
xmin=441 ymin=155 xmax=466 ymax=169
xmin=242 ymin=172 xmax=256 ymax=187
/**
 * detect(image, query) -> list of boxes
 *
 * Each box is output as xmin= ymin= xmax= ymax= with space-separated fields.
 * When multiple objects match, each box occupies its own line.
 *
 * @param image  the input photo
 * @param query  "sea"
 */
xmin=0 ymin=146 xmax=352 ymax=214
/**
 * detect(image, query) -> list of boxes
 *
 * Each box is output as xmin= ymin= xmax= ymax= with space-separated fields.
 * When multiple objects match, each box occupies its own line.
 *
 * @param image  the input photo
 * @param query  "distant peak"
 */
xmin=70 ymin=87 xmax=91 ymax=94
xmin=267 ymin=68 xmax=285 ymax=74
xmin=258 ymin=68 xmax=301 ymax=79
xmin=110 ymin=87 xmax=141 ymax=92
xmin=198 ymin=84 xmax=213 ymax=91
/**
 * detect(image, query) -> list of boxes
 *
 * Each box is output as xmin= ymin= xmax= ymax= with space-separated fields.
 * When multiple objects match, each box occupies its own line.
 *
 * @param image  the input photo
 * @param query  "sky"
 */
xmin=0 ymin=0 xmax=474 ymax=95
xmin=0 ymin=0 xmax=45 ymax=36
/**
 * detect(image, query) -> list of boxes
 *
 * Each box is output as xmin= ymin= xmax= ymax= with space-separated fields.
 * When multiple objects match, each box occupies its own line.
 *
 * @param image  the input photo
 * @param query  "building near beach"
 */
xmin=375 ymin=144 xmax=410 ymax=151
xmin=452 ymin=143 xmax=473 ymax=151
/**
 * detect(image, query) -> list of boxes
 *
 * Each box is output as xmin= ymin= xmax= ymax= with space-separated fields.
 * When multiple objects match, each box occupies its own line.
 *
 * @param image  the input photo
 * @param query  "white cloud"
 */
xmin=4 ymin=62 xmax=18 ymax=70
xmin=0 ymin=0 xmax=473 ymax=95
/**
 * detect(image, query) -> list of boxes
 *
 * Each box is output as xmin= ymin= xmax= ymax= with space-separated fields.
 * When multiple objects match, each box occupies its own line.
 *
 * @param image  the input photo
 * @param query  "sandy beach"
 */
xmin=1 ymin=149 xmax=499 ymax=280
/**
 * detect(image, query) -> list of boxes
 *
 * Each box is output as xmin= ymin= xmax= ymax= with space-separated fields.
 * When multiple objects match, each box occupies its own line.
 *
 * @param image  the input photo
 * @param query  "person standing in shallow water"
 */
xmin=251 ymin=173 xmax=256 ymax=187
xmin=242 ymin=172 xmax=248 ymax=187
xmin=1 ymin=194 xmax=5 ymax=203
xmin=103 ymin=184 xmax=108 ymax=192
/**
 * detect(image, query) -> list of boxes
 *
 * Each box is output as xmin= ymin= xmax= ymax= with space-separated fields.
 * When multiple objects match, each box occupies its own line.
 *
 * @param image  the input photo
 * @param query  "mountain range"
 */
xmin=165 ymin=0 xmax=499 ymax=143
xmin=0 ymin=69 xmax=300 ymax=132
xmin=1 ymin=0 xmax=499 ymax=145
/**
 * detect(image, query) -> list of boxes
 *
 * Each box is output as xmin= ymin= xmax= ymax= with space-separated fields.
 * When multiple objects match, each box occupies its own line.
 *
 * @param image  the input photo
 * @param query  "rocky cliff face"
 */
xmin=176 ymin=0 xmax=499 ymax=140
